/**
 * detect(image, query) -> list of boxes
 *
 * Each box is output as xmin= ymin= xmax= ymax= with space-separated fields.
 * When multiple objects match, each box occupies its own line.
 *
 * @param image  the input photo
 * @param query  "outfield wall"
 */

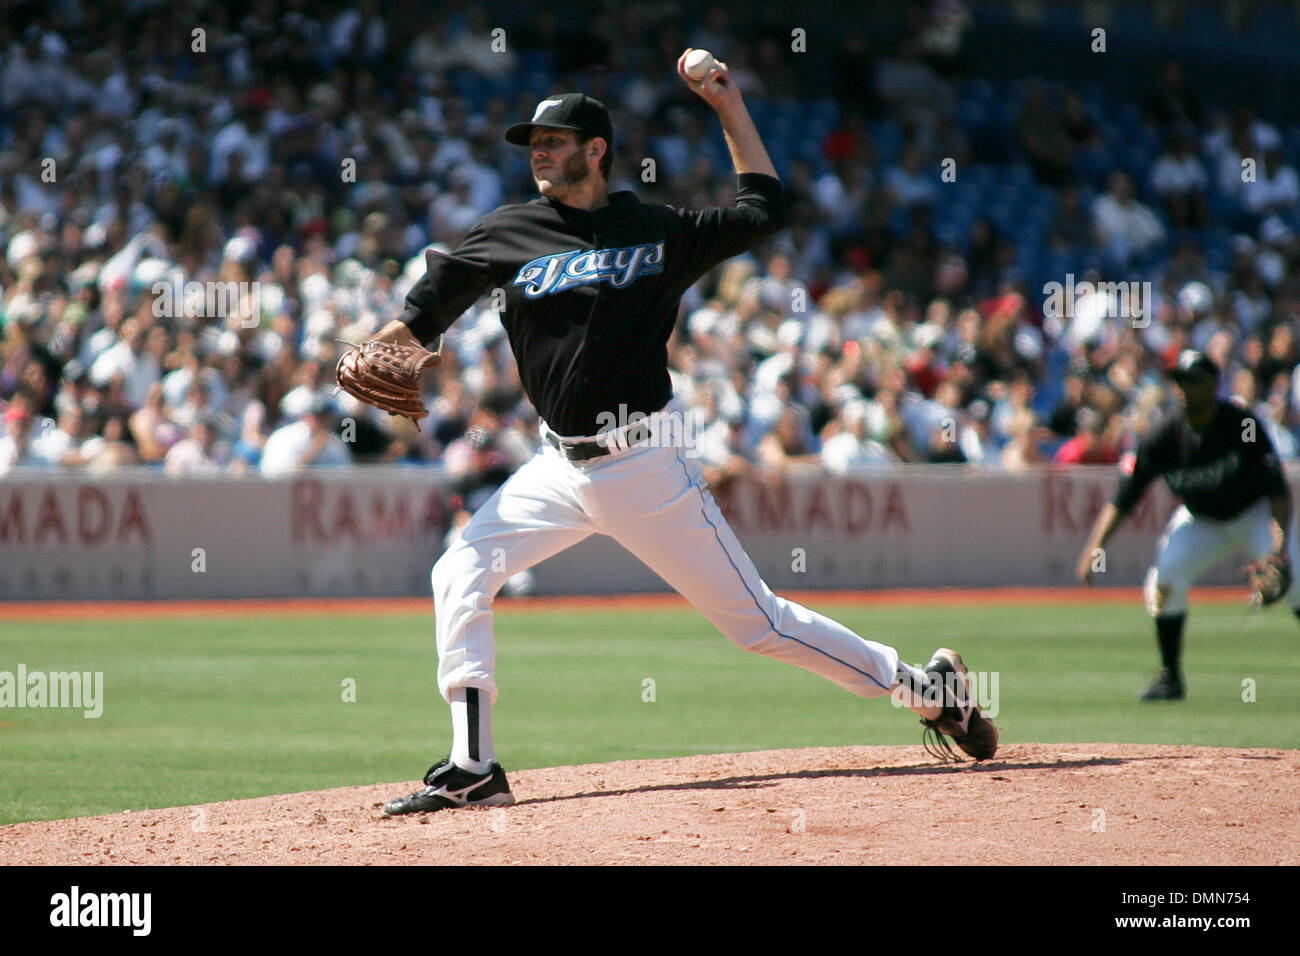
xmin=0 ymin=465 xmax=1292 ymax=600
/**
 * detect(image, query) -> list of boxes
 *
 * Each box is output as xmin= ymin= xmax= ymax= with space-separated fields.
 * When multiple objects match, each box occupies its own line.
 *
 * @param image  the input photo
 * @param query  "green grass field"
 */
xmin=1 ymin=598 xmax=1297 ymax=825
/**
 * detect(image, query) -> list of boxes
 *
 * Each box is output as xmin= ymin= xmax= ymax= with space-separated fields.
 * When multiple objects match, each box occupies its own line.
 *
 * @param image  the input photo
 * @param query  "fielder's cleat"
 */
xmin=919 ymin=648 xmax=999 ymax=762
xmin=382 ymin=757 xmax=516 ymax=815
xmin=1139 ymin=668 xmax=1185 ymax=701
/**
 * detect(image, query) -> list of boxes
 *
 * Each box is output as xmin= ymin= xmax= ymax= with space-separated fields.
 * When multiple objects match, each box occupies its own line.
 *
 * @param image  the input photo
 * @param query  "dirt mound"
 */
xmin=2 ymin=745 xmax=1294 ymax=865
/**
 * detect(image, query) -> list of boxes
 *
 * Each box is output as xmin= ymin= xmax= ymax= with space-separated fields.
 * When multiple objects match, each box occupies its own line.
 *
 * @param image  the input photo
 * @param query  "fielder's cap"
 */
xmin=505 ymin=93 xmax=613 ymax=147
xmin=1170 ymin=349 xmax=1219 ymax=382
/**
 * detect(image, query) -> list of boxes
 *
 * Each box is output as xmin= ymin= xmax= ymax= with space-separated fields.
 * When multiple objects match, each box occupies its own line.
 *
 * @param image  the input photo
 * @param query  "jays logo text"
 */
xmin=1164 ymin=453 xmax=1240 ymax=494
xmin=513 ymin=242 xmax=666 ymax=297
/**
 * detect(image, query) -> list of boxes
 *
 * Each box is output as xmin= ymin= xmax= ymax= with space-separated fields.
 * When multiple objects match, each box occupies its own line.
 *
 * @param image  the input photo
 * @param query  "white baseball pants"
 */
xmin=1145 ymin=498 xmax=1300 ymax=616
xmin=431 ymin=414 xmax=901 ymax=704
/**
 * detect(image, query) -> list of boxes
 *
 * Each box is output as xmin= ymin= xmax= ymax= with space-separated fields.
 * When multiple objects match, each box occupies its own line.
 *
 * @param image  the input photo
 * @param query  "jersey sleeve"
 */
xmin=399 ymin=219 xmax=499 ymax=346
xmin=1245 ymin=419 xmax=1289 ymax=499
xmin=661 ymin=173 xmax=788 ymax=286
xmin=1112 ymin=432 xmax=1162 ymax=515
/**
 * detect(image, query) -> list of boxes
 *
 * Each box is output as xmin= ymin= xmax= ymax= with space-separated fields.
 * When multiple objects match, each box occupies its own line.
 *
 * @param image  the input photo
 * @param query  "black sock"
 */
xmin=1155 ymin=614 xmax=1185 ymax=676
xmin=1294 ymin=608 xmax=1300 ymax=624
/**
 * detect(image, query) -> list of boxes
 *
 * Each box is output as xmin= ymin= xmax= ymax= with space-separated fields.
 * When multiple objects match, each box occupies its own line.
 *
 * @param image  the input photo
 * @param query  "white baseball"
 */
xmin=684 ymin=49 xmax=716 ymax=81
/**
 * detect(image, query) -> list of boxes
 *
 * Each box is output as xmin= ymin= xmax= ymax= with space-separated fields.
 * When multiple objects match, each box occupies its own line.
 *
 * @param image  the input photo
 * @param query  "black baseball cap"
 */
xmin=1169 ymin=349 xmax=1219 ymax=382
xmin=505 ymin=93 xmax=613 ymax=148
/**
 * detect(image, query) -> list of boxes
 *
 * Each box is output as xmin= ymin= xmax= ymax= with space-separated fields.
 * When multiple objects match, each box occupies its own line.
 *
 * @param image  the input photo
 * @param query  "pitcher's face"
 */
xmin=529 ymin=130 xmax=589 ymax=197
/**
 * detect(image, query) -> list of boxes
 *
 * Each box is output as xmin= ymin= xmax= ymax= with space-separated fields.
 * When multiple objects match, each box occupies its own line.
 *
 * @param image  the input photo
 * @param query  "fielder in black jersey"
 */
xmin=1077 ymin=349 xmax=1299 ymax=699
xmin=367 ymin=53 xmax=998 ymax=816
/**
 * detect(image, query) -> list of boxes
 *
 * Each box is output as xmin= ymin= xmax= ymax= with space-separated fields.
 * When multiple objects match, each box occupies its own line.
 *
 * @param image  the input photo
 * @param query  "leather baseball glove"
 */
xmin=1244 ymin=552 xmax=1292 ymax=607
xmin=335 ymin=339 xmax=441 ymax=428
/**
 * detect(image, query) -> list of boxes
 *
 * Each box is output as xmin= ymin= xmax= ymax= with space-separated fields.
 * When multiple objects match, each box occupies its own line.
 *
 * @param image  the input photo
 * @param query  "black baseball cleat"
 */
xmin=919 ymin=648 xmax=999 ymax=762
xmin=1139 ymin=668 xmax=1185 ymax=701
xmin=382 ymin=757 xmax=516 ymax=815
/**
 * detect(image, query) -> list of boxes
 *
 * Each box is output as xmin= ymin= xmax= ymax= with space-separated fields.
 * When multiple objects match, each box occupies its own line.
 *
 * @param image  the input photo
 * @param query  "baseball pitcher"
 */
xmin=339 ymin=52 xmax=998 ymax=814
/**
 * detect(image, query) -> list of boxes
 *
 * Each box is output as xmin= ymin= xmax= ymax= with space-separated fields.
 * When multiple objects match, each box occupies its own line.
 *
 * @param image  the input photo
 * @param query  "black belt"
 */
xmin=544 ymin=422 xmax=652 ymax=462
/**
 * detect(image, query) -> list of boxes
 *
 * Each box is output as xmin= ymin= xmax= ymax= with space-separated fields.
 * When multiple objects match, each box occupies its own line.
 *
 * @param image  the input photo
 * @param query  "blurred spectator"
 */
xmin=884 ymin=144 xmax=939 ymax=210
xmin=164 ymin=414 xmax=232 ymax=475
xmin=1145 ymin=60 xmax=1204 ymax=132
xmin=757 ymin=404 xmax=821 ymax=472
xmin=259 ymin=398 xmax=351 ymax=475
xmin=1242 ymin=148 xmax=1299 ymax=220
xmin=0 ymin=395 xmax=42 ymax=469
xmin=1017 ymin=80 xmax=1073 ymax=187
xmin=1052 ymin=407 xmax=1119 ymax=464
xmin=820 ymin=399 xmax=898 ymax=472
xmin=1150 ymin=128 xmax=1208 ymax=229
xmin=128 ymin=381 xmax=183 ymax=462
xmin=1092 ymin=170 xmax=1167 ymax=267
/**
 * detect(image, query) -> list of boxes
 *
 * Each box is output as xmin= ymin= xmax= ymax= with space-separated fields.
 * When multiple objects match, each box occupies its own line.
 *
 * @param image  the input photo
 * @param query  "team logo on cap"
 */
xmin=532 ymin=98 xmax=564 ymax=121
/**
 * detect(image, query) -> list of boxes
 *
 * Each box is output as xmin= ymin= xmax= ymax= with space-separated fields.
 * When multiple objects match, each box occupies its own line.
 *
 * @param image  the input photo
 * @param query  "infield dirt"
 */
xmin=2 ymin=744 xmax=1293 ymax=865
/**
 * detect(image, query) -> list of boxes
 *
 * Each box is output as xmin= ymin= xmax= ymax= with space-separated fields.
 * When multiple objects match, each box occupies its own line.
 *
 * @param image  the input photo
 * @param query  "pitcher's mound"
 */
xmin=3 ymin=744 xmax=1294 ymax=865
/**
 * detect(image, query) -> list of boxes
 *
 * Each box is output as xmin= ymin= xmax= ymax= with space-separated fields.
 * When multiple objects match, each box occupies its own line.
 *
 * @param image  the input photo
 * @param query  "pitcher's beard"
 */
xmin=538 ymin=152 xmax=590 ymax=196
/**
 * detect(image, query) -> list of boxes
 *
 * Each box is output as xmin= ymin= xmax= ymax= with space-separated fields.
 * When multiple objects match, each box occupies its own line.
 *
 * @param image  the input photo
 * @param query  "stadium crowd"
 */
xmin=4 ymin=0 xmax=1300 ymax=496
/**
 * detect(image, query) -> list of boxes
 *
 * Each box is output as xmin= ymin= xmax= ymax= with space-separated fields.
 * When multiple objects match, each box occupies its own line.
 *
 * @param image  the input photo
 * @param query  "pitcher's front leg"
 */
xmin=434 ymin=447 xmax=594 ymax=704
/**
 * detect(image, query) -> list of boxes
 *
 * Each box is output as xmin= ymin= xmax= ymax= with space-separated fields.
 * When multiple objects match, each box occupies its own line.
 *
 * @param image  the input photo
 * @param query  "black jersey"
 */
xmin=1112 ymin=399 xmax=1289 ymax=520
xmin=400 ymin=173 xmax=786 ymax=436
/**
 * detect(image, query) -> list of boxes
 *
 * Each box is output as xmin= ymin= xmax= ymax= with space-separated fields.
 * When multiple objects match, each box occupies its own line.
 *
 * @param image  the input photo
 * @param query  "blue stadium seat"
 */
xmin=1182 ymin=4 xmax=1227 ymax=35
xmin=808 ymin=98 xmax=840 ymax=126
xmin=954 ymin=180 xmax=983 ymax=204
xmin=766 ymin=116 xmax=795 ymax=143
xmin=962 ymin=79 xmax=996 ymax=103
xmin=966 ymin=164 xmax=996 ymax=189
xmin=518 ymin=50 xmax=553 ymax=75
xmin=795 ymin=140 xmax=823 ymax=163
xmin=1116 ymin=103 xmax=1143 ymax=132
xmin=521 ymin=71 xmax=552 ymax=96
xmin=957 ymin=100 xmax=988 ymax=133
xmin=1004 ymin=163 xmax=1035 ymax=189
xmin=935 ymin=223 xmax=966 ymax=248
xmin=1032 ymin=183 xmax=1059 ymax=209
xmin=805 ymin=119 xmax=832 ymax=144
xmin=1013 ymin=223 xmax=1045 ymax=248
xmin=986 ymin=202 xmax=1016 ymax=231
xmin=995 ymin=99 xmax=1021 ymax=131
xmin=770 ymin=98 xmax=801 ymax=121
xmin=1121 ymin=143 xmax=1154 ymax=178
xmin=868 ymin=119 xmax=903 ymax=157
xmin=994 ymin=180 xmax=1028 ymax=204
xmin=1080 ymin=81 xmax=1109 ymax=112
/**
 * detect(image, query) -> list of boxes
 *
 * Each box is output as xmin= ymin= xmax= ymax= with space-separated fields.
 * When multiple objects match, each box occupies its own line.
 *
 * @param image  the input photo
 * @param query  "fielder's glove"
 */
xmin=335 ymin=339 xmax=441 ymax=428
xmin=1244 ymin=552 xmax=1292 ymax=607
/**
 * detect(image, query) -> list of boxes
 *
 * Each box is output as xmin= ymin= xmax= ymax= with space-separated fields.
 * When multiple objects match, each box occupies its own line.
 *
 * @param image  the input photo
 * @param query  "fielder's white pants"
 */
xmin=1145 ymin=498 xmax=1300 ymax=616
xmin=431 ymin=415 xmax=900 ymax=704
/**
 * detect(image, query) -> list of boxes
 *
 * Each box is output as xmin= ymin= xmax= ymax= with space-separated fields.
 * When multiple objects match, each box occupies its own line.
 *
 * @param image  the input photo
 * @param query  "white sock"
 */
xmin=449 ymin=687 xmax=494 ymax=774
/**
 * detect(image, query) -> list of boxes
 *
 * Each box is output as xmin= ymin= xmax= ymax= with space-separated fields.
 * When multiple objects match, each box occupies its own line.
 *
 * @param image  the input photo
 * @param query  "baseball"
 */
xmin=684 ymin=49 xmax=716 ymax=81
